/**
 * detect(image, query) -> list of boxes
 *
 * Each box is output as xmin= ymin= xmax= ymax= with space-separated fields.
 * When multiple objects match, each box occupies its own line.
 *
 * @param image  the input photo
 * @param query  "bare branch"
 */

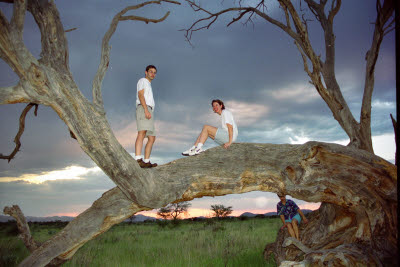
xmin=294 ymin=40 xmax=313 ymax=78
xmin=10 ymin=0 xmax=27 ymax=39
xmin=327 ymin=0 xmax=341 ymax=23
xmin=0 ymin=103 xmax=38 ymax=162
xmin=92 ymin=0 xmax=179 ymax=107
xmin=382 ymin=17 xmax=395 ymax=36
xmin=65 ymin=27 xmax=78 ymax=33
xmin=360 ymin=0 xmax=394 ymax=141
xmin=183 ymin=0 xmax=297 ymax=44
xmin=3 ymin=205 xmax=39 ymax=252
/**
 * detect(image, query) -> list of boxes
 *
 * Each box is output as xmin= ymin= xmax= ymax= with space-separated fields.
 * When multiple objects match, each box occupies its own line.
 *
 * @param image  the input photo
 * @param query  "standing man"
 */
xmin=135 ymin=65 xmax=158 ymax=168
xmin=277 ymin=193 xmax=309 ymax=240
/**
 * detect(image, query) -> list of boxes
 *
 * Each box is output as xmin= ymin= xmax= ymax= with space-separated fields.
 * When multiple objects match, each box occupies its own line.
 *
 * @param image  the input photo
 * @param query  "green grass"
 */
xmin=0 ymin=218 xmax=280 ymax=266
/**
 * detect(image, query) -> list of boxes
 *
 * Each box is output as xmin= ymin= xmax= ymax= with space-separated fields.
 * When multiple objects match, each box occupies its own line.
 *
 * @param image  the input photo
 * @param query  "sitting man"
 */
xmin=277 ymin=193 xmax=309 ymax=240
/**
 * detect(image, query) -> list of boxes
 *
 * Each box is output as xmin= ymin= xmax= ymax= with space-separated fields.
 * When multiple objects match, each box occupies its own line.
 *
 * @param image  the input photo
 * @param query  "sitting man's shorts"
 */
xmin=285 ymin=213 xmax=301 ymax=224
xmin=214 ymin=128 xmax=229 ymax=145
xmin=136 ymin=105 xmax=155 ymax=136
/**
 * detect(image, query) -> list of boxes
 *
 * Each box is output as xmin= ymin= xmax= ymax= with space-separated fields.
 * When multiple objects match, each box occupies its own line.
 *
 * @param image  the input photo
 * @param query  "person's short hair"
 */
xmin=211 ymin=99 xmax=225 ymax=110
xmin=146 ymin=65 xmax=157 ymax=72
xmin=277 ymin=193 xmax=285 ymax=197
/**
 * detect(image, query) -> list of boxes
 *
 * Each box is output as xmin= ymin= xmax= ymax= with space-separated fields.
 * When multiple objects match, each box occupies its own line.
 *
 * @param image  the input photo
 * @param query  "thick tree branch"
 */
xmin=0 ymin=103 xmax=38 ymax=162
xmin=15 ymin=142 xmax=397 ymax=266
xmin=92 ymin=0 xmax=180 ymax=107
xmin=3 ymin=205 xmax=39 ymax=252
xmin=26 ymin=0 xmax=70 ymax=72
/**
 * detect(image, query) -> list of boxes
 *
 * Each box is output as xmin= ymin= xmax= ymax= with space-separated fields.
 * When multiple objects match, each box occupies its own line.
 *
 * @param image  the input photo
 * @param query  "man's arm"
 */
xmin=138 ymin=89 xmax=151 ymax=119
xmin=279 ymin=215 xmax=287 ymax=229
xmin=223 ymin=123 xmax=233 ymax=149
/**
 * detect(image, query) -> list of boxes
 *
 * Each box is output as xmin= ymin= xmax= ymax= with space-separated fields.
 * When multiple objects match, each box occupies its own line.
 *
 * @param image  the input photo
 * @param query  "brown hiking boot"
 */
xmin=137 ymin=159 xmax=151 ymax=168
xmin=148 ymin=162 xmax=158 ymax=168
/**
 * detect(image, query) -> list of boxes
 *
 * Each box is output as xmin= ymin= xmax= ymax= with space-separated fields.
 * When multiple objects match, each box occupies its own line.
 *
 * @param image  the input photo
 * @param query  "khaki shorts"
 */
xmin=136 ymin=105 xmax=155 ymax=136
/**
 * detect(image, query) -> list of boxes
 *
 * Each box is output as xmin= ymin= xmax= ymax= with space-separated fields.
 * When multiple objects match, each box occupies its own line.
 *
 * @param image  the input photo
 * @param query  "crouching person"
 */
xmin=277 ymin=193 xmax=309 ymax=240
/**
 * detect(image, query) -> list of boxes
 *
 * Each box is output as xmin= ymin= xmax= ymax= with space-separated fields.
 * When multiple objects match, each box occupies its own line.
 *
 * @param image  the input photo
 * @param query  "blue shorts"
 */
xmin=214 ymin=128 xmax=229 ymax=145
xmin=285 ymin=213 xmax=301 ymax=224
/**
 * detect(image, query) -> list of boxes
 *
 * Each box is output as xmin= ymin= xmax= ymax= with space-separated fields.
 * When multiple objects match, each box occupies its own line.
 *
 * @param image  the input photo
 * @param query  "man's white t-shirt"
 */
xmin=221 ymin=109 xmax=238 ymax=141
xmin=136 ymin=77 xmax=155 ymax=108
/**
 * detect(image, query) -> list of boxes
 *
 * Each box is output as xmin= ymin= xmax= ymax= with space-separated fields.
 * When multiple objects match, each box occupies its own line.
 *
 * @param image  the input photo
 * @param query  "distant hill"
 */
xmin=0 ymin=214 xmax=157 ymax=223
xmin=0 ymin=215 xmax=75 ymax=223
xmin=124 ymin=214 xmax=157 ymax=222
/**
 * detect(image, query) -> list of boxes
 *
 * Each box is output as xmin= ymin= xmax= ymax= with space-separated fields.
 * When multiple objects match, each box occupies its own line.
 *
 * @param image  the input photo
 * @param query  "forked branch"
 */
xmin=0 ymin=103 xmax=38 ymax=162
xmin=92 ymin=0 xmax=180 ymax=107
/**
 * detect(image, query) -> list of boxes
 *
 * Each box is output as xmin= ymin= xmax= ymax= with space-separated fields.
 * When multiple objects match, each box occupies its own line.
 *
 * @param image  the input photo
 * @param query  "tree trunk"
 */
xmin=13 ymin=143 xmax=397 ymax=266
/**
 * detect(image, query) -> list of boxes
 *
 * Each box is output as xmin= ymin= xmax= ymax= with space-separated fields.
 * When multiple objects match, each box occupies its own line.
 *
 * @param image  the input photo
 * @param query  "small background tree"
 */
xmin=210 ymin=204 xmax=233 ymax=219
xmin=157 ymin=202 xmax=191 ymax=221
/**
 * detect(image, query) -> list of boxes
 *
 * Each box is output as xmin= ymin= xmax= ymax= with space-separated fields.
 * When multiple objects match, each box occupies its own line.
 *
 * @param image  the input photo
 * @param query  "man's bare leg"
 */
xmin=286 ymin=223 xmax=296 ymax=238
xmin=292 ymin=219 xmax=300 ymax=239
xmin=144 ymin=135 xmax=156 ymax=160
xmin=135 ymin=130 xmax=147 ymax=158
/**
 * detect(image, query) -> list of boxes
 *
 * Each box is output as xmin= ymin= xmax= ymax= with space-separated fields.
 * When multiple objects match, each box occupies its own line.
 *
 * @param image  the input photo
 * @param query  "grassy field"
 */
xmin=0 ymin=217 xmax=280 ymax=266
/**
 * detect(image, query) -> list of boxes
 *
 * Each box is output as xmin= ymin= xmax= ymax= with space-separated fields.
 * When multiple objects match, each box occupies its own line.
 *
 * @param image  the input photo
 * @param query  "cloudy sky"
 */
xmin=0 ymin=0 xmax=395 ymax=218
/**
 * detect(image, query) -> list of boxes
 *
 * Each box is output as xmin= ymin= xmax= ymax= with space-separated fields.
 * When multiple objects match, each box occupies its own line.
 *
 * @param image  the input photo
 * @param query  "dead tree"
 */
xmin=0 ymin=0 xmax=397 ymax=266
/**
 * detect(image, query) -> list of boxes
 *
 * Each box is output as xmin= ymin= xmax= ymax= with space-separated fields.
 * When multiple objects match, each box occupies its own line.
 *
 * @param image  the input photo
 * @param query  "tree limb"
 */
xmin=3 ymin=205 xmax=39 ymax=252
xmin=10 ymin=0 xmax=27 ymax=39
xmin=92 ymin=0 xmax=180 ymax=107
xmin=0 ymin=103 xmax=38 ymax=162
xmin=15 ymin=142 xmax=397 ymax=266
xmin=26 ymin=0 xmax=70 ymax=72
xmin=360 ymin=0 xmax=394 ymax=144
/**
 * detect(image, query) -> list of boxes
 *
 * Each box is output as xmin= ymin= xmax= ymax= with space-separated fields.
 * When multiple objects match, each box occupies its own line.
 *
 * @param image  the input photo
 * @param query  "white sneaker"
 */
xmin=182 ymin=146 xmax=195 ymax=156
xmin=189 ymin=147 xmax=204 ymax=156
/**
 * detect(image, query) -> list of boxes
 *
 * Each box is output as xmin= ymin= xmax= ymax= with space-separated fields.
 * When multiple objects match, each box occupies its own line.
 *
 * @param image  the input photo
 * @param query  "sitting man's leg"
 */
xmin=291 ymin=213 xmax=302 ymax=240
xmin=286 ymin=222 xmax=296 ymax=238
